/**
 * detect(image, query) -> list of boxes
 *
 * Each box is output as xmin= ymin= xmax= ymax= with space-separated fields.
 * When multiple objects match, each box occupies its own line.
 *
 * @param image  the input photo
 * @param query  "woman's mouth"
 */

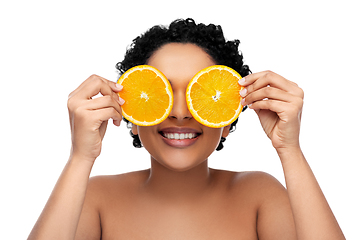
xmin=159 ymin=128 xmax=201 ymax=148
xmin=162 ymin=132 xmax=198 ymax=140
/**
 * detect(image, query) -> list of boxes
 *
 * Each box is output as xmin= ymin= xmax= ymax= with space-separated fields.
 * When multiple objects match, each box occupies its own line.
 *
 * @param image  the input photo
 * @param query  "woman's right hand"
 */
xmin=67 ymin=74 xmax=124 ymax=163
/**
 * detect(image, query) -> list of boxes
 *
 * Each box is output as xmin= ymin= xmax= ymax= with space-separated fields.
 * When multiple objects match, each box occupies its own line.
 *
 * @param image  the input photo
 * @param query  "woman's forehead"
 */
xmin=147 ymin=43 xmax=215 ymax=84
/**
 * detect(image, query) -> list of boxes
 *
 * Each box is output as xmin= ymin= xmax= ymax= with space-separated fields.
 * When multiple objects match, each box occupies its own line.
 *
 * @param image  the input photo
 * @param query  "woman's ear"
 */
xmin=222 ymin=125 xmax=231 ymax=138
xmin=132 ymin=124 xmax=138 ymax=135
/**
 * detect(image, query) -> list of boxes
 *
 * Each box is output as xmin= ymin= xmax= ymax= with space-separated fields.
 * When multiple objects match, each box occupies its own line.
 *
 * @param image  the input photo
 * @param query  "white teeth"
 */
xmin=163 ymin=132 xmax=197 ymax=140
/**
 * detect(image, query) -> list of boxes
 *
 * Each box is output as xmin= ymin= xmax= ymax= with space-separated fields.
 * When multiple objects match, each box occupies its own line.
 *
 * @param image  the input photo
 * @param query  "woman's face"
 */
xmin=132 ymin=43 xmax=230 ymax=171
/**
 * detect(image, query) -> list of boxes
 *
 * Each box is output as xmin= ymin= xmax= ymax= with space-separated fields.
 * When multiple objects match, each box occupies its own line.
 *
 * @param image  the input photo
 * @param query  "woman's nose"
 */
xmin=169 ymin=91 xmax=192 ymax=121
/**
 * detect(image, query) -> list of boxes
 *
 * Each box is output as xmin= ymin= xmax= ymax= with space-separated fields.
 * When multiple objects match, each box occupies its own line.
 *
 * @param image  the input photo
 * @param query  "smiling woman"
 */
xmin=131 ymin=43 xmax=227 ymax=171
xmin=27 ymin=18 xmax=345 ymax=240
xmin=117 ymin=18 xmax=250 ymax=150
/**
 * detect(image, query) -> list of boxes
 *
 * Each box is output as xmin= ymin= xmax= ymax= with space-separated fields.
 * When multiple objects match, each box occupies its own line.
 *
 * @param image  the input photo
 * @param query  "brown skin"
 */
xmin=28 ymin=43 xmax=345 ymax=240
xmin=75 ymin=169 xmax=295 ymax=239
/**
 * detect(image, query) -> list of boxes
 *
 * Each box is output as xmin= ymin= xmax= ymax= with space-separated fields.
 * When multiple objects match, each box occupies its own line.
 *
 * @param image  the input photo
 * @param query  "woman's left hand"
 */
xmin=239 ymin=71 xmax=304 ymax=153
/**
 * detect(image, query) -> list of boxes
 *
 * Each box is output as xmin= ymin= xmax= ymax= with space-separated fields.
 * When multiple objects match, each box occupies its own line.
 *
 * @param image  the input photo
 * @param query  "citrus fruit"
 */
xmin=117 ymin=65 xmax=173 ymax=126
xmin=186 ymin=65 xmax=244 ymax=128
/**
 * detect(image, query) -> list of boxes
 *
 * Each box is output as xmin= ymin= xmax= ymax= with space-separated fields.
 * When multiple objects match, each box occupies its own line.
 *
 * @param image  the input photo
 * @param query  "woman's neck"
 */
xmin=144 ymin=157 xmax=213 ymax=202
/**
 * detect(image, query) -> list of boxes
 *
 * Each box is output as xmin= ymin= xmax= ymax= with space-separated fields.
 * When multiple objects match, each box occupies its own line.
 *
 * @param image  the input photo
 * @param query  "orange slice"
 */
xmin=186 ymin=65 xmax=244 ymax=128
xmin=117 ymin=65 xmax=173 ymax=126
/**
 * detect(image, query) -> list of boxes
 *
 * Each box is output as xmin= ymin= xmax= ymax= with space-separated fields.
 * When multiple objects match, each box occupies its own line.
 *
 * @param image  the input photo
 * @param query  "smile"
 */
xmin=159 ymin=127 xmax=201 ymax=148
xmin=162 ymin=132 xmax=198 ymax=140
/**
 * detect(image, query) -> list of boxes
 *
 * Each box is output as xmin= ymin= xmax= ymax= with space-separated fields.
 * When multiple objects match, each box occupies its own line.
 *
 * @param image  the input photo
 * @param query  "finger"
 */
xmin=84 ymin=95 xmax=123 ymax=114
xmin=248 ymin=99 xmax=288 ymax=114
xmin=69 ymin=74 xmax=107 ymax=98
xmin=110 ymin=81 xmax=123 ymax=93
xmin=71 ymin=75 xmax=120 ymax=100
xmin=93 ymin=79 xmax=124 ymax=103
xmin=241 ymin=86 xmax=295 ymax=106
xmin=85 ymin=77 xmax=115 ymax=100
xmin=238 ymin=71 xmax=276 ymax=87
xmin=249 ymin=98 xmax=303 ymax=121
xmin=238 ymin=72 xmax=263 ymax=86
xmin=240 ymin=71 xmax=301 ymax=96
xmin=92 ymin=107 xmax=123 ymax=127
xmin=113 ymin=119 xmax=121 ymax=127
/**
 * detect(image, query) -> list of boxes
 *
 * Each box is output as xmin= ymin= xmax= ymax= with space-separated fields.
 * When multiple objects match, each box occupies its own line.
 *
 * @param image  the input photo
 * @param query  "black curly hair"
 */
xmin=116 ymin=18 xmax=251 ymax=151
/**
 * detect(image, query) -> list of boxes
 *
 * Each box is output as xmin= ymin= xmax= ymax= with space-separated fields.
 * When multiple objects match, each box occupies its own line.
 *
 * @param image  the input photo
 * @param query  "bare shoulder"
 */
xmin=211 ymin=169 xmax=290 ymax=213
xmin=89 ymin=169 xmax=150 ymax=185
xmin=86 ymin=169 xmax=150 ymax=201
xmin=75 ymin=170 xmax=150 ymax=239
xmin=237 ymin=171 xmax=285 ymax=191
xmin=212 ymin=169 xmax=286 ymax=194
xmin=212 ymin=169 xmax=296 ymax=238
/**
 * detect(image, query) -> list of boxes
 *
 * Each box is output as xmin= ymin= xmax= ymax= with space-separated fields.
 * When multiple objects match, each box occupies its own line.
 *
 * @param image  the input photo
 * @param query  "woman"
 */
xmin=28 ymin=18 xmax=345 ymax=239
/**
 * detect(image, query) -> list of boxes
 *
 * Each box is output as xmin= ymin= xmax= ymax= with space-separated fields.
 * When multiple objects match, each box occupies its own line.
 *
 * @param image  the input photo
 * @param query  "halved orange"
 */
xmin=117 ymin=65 xmax=173 ymax=126
xmin=186 ymin=65 xmax=244 ymax=128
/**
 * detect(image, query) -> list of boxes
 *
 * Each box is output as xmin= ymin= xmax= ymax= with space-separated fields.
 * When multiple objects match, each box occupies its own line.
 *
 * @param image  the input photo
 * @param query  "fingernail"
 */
xmin=116 ymin=84 xmax=123 ymax=90
xmin=238 ymin=77 xmax=246 ymax=85
xmin=239 ymin=88 xmax=247 ymax=97
xmin=241 ymin=98 xmax=246 ymax=105
xmin=119 ymin=97 xmax=125 ymax=105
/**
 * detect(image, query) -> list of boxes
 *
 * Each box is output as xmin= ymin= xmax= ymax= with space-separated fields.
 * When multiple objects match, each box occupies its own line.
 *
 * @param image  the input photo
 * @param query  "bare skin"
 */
xmin=28 ymin=43 xmax=345 ymax=240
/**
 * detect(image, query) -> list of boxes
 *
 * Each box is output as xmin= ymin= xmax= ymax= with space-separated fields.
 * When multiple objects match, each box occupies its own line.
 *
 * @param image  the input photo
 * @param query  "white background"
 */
xmin=1 ymin=0 xmax=359 ymax=239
